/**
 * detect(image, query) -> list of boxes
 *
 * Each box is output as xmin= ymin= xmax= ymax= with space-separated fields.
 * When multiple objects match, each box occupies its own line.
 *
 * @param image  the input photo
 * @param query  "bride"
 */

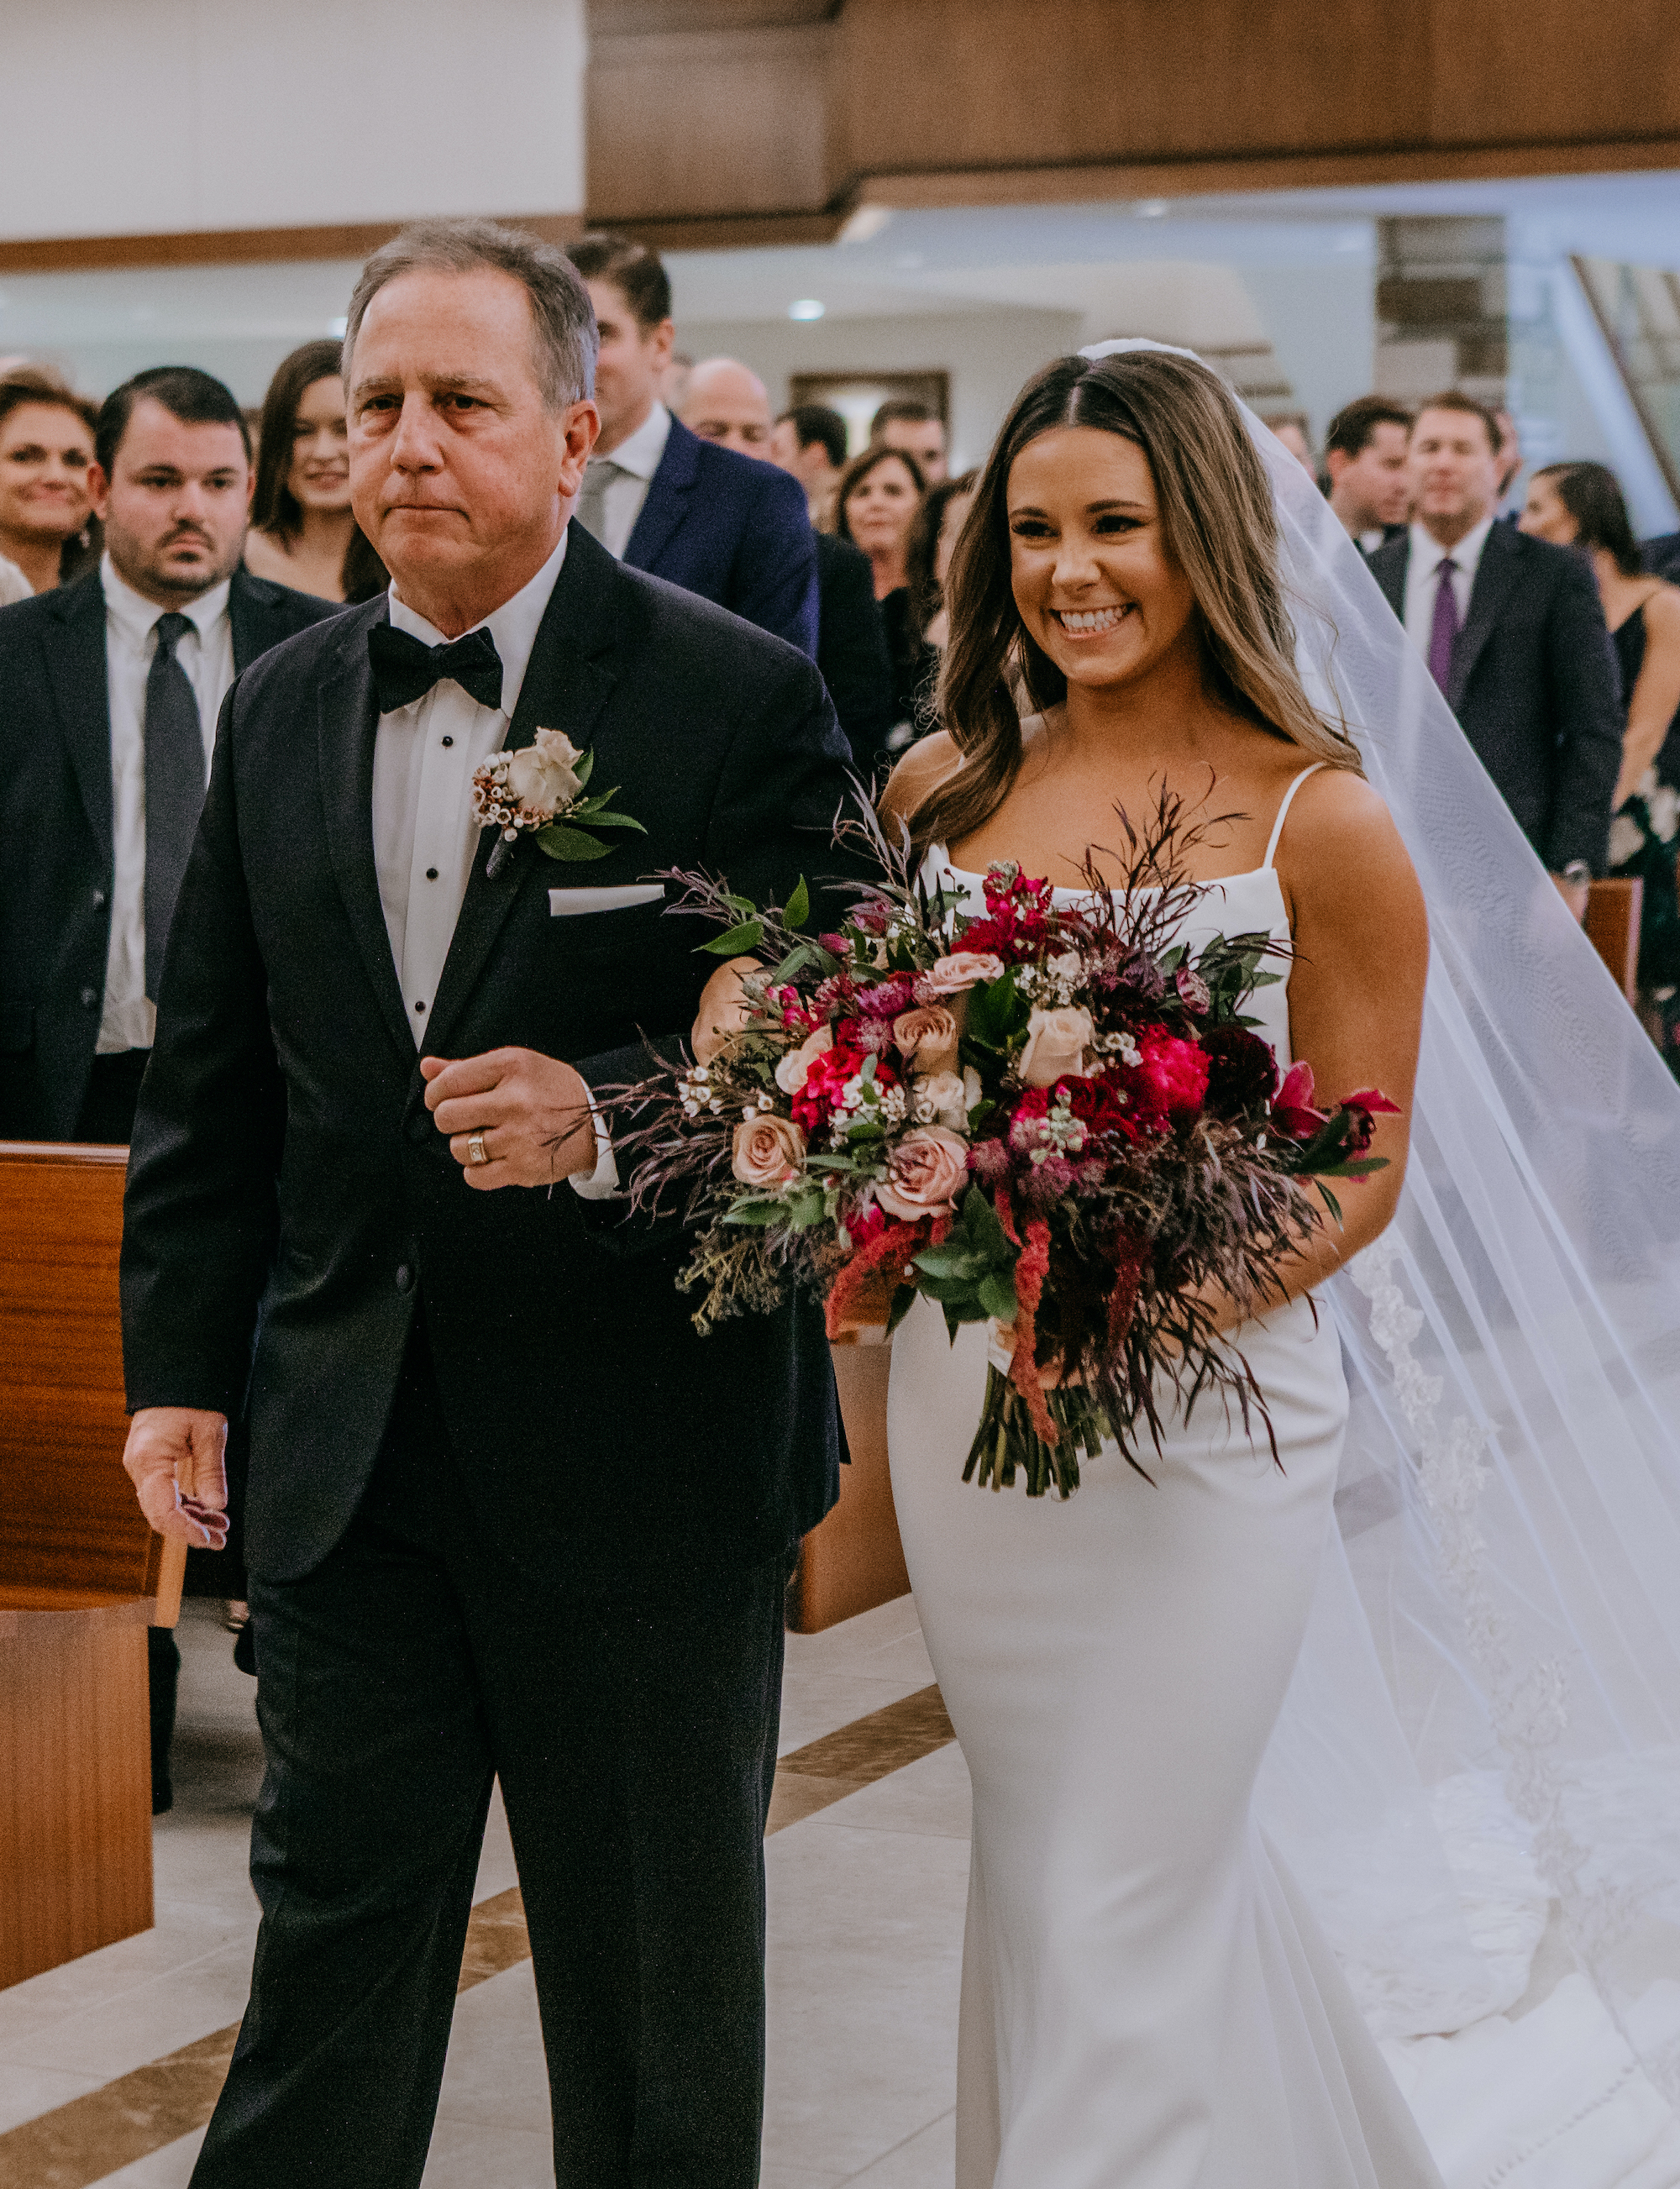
xmin=877 ymin=344 xmax=1444 ymax=2187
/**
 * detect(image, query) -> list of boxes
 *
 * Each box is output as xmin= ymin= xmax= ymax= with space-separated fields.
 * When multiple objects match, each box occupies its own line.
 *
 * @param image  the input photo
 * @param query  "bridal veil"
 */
xmin=1081 ymin=339 xmax=1680 ymax=2168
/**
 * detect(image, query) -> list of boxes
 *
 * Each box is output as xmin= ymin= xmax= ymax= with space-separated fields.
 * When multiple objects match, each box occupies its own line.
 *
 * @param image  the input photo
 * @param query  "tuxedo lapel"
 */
xmin=622 ymin=419 xmax=700 ymax=575
xmin=315 ymin=607 xmax=417 ymax=1063
xmin=422 ymin=531 xmax=622 ymax=1057
xmin=43 ymin=572 xmax=115 ymax=873
xmin=1449 ymin=525 xmax=1520 ymax=713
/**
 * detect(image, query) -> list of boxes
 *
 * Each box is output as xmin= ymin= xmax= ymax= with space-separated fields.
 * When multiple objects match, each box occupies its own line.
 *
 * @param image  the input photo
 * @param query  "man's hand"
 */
xmin=123 ymin=1408 xmax=230 ymax=1548
xmin=422 ymin=1047 xmax=598 ymax=1189
xmin=692 ymin=957 xmax=759 ymax=1063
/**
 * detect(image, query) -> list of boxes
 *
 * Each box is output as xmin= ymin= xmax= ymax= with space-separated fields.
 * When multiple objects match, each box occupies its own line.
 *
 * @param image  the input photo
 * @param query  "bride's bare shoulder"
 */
xmin=879 ymin=732 xmax=962 ymax=827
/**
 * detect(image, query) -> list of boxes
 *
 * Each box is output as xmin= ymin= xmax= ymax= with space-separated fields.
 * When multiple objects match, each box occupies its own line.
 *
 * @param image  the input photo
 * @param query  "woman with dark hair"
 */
xmin=886 ymin=467 xmax=980 ymax=747
xmin=876 ymin=348 xmax=1441 ymax=2185
xmin=245 ymin=339 xmax=387 ymax=602
xmin=837 ymin=443 xmax=925 ymax=729
xmin=0 ymin=371 xmax=101 ymax=595
xmin=1522 ymin=460 xmax=1680 ymax=1048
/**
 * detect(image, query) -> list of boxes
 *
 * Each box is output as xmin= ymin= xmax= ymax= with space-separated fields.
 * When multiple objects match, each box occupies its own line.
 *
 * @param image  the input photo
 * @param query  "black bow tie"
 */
xmin=368 ymin=622 xmax=504 ymax=715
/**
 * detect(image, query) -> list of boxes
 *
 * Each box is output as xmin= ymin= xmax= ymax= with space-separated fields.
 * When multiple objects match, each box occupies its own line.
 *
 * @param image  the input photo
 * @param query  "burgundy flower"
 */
xmin=1201 ymin=1025 xmax=1279 ymax=1119
xmin=1336 ymin=1088 xmax=1402 ymax=1155
xmin=856 ymin=975 xmax=918 ymax=1019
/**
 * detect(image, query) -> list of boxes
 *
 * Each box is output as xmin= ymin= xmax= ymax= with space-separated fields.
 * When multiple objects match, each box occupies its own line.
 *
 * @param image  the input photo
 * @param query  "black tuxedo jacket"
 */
xmin=0 ymin=566 xmax=339 ymax=1139
xmin=120 ymin=527 xmax=867 ymax=1585
xmin=1367 ymin=524 xmax=1623 ymax=873
xmin=624 ymin=416 xmax=819 ymax=659
xmin=814 ymin=530 xmax=895 ymax=775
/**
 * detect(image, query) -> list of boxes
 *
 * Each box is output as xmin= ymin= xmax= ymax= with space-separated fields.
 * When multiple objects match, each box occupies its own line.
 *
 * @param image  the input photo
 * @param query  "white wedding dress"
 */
xmin=889 ymin=773 xmax=1446 ymax=2188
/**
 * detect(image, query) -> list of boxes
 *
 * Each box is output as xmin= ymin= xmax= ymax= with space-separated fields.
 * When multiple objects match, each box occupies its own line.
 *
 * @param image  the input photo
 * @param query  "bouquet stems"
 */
xmin=962 ymin=1366 xmax=1114 ymax=1499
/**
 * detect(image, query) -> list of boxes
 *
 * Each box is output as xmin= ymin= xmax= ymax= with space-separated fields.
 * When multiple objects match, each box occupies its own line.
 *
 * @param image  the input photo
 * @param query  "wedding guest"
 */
xmin=870 ymin=396 xmax=947 ymax=484
xmin=1323 ymin=396 xmax=1412 ymax=551
xmin=1367 ymin=392 xmax=1622 ymax=916
xmin=682 ymin=358 xmax=895 ymax=774
xmin=565 ymin=231 xmax=817 ymax=654
xmin=244 ymin=339 xmax=386 ymax=604
xmin=837 ymin=444 xmax=927 ymax=735
xmin=1520 ymin=459 xmax=1680 ymax=1042
xmin=770 ymin=401 xmax=847 ymax=528
xmin=1262 ymin=409 xmax=1315 ymax=476
xmin=886 ymin=469 xmax=979 ymax=748
xmin=0 ymin=364 xmax=334 ymax=1810
xmin=0 ymin=373 xmax=101 ymax=594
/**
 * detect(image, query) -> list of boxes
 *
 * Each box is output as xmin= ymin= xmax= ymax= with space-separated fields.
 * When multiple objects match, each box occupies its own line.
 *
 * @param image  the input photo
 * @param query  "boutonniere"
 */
xmin=472 ymin=729 xmax=646 ymax=878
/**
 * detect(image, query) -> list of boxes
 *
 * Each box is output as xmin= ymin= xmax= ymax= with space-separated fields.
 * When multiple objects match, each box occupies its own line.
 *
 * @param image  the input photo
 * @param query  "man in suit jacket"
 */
xmin=1368 ymin=391 xmax=1622 ymax=901
xmin=0 ymin=367 xmax=336 ymax=1147
xmin=685 ymin=355 xmax=895 ymax=771
xmin=119 ymin=220 xmax=865 ymax=2189
xmin=565 ymin=232 xmax=818 ymax=657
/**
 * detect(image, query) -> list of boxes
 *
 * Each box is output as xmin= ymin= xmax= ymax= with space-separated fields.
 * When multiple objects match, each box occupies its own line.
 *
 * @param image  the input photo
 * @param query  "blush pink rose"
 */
xmin=774 ymin=1021 xmax=833 ymax=1094
xmin=875 ymin=1125 xmax=969 ymax=1220
xmin=892 ymin=1004 xmax=959 ymax=1076
xmin=1018 ymin=1005 xmax=1093 ymax=1088
xmin=921 ymin=951 xmax=1005 ymax=995
xmin=731 ymin=1112 xmax=806 ymax=1189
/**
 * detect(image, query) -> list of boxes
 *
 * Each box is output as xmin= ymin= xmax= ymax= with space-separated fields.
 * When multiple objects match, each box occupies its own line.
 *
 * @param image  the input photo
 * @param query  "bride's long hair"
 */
xmin=909 ymin=349 xmax=1363 ymax=858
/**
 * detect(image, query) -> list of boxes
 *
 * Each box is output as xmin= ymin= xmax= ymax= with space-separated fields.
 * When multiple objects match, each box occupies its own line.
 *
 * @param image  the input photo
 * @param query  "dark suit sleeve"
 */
xmin=817 ymin=538 xmax=898 ymax=778
xmin=1542 ymin=554 xmax=1624 ymax=874
xmin=725 ymin=464 xmax=821 ymax=659
xmin=571 ymin=649 xmax=874 ymax=1253
xmin=120 ymin=685 xmax=286 ymax=1414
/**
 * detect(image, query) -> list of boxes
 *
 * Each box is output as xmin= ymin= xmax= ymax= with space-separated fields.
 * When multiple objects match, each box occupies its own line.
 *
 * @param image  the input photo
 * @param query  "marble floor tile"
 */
xmin=843 ymin=2108 xmax=956 ymax=2186
xmin=84 ymin=2124 xmax=204 ymax=2186
xmin=0 ymin=2062 xmax=105 ymax=2137
xmin=432 ymin=1962 xmax=550 ymax=2136
xmin=762 ymin=1819 xmax=966 ymax=2181
xmin=420 ymin=2116 xmax=558 ymax=2187
xmin=808 ymin=1739 xmax=973 ymax=1843
xmin=0 ymin=1939 xmax=256 ymax=2078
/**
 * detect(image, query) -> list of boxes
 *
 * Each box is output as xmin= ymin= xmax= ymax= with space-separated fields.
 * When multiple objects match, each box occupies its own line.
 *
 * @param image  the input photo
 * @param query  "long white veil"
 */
xmin=1082 ymin=339 xmax=1680 ymax=2154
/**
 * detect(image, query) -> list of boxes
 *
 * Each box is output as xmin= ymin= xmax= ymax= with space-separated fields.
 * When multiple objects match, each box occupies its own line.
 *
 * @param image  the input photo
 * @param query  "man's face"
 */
xmin=682 ymin=362 xmax=774 ymax=457
xmin=769 ymin=418 xmax=837 ymax=495
xmin=347 ymin=265 xmax=596 ymax=631
xmin=585 ymin=280 xmax=673 ymax=452
xmin=1408 ymin=408 xmax=1500 ymax=534
xmin=1327 ymin=421 xmax=1412 ymax=532
xmin=879 ymin=417 xmax=946 ymax=484
xmin=90 ymin=398 xmax=251 ymax=605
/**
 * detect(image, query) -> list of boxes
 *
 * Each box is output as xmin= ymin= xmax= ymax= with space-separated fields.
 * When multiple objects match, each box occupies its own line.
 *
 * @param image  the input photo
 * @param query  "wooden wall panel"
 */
xmin=588 ymin=24 xmax=837 ymax=220
xmin=0 ymin=1145 xmax=159 ymax=1600
xmin=0 ymin=1595 xmax=153 ymax=1989
xmin=1425 ymin=0 xmax=1680 ymax=146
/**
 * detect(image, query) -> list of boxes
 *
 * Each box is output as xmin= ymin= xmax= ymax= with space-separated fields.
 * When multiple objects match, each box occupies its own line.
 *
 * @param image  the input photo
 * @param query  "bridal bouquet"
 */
xmin=605 ymin=801 xmax=1394 ymax=1497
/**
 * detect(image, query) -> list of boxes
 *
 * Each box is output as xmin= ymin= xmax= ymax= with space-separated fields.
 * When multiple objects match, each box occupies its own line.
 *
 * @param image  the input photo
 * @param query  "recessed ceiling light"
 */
xmin=1136 ymin=198 xmax=1169 ymax=218
xmin=788 ymin=298 xmax=826 ymax=321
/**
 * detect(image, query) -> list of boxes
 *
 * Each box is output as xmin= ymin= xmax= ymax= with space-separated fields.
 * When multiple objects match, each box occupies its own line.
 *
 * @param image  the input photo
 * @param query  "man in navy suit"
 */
xmin=565 ymin=233 xmax=818 ymax=657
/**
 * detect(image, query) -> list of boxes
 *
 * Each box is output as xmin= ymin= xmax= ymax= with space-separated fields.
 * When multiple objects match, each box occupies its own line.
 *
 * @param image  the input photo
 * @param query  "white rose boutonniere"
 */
xmin=471 ymin=730 xmax=647 ymax=875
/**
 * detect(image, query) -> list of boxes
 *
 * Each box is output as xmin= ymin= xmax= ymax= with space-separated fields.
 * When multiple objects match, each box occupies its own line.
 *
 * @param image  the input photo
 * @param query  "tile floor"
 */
xmin=0 ymin=1593 xmax=969 ymax=2189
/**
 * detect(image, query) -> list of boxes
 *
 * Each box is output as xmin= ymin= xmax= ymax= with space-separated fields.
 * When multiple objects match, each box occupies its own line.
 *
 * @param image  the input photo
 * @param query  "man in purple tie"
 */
xmin=1366 ymin=391 xmax=1622 ymax=919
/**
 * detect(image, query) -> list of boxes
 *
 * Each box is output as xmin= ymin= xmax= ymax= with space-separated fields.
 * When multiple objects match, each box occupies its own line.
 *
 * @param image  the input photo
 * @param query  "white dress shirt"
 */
xmin=97 ymin=553 xmax=235 ymax=1053
xmin=368 ymin=528 xmax=615 ymax=1194
xmin=1403 ymin=516 xmax=1495 ymax=663
xmin=0 ymin=551 xmax=30 ymax=606
xmin=584 ymin=400 xmax=672 ymax=559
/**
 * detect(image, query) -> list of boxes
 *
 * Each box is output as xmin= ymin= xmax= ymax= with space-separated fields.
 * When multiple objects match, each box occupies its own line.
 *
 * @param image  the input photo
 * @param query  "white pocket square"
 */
xmin=549 ymin=884 xmax=665 ymax=916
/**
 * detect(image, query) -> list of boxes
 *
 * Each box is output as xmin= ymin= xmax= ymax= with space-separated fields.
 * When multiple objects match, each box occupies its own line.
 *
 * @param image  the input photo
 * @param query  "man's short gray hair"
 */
xmin=343 ymin=218 xmax=598 ymax=410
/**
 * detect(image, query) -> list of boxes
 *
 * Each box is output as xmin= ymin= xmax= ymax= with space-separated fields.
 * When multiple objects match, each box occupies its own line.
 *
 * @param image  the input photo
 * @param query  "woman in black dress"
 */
xmin=835 ymin=444 xmax=926 ymax=732
xmin=1522 ymin=461 xmax=1680 ymax=1063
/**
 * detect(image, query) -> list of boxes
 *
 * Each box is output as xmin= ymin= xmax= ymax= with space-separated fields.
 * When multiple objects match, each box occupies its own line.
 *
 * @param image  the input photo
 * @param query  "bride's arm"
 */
xmin=1242 ymin=766 xmax=1429 ymax=1312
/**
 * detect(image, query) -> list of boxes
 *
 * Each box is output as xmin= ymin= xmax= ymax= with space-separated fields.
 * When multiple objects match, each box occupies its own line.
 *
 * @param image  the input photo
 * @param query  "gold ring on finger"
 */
xmin=467 ymin=1131 xmax=489 ymax=1167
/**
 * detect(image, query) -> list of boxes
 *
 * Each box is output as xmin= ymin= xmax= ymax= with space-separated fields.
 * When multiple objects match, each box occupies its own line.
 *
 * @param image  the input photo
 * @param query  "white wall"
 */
xmin=0 ymin=0 xmax=585 ymax=240
xmin=670 ymin=308 xmax=1085 ymax=476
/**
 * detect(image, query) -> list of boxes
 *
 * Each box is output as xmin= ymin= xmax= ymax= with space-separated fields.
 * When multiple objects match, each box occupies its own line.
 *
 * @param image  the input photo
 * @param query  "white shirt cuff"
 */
xmin=569 ymin=1084 xmax=620 ymax=1199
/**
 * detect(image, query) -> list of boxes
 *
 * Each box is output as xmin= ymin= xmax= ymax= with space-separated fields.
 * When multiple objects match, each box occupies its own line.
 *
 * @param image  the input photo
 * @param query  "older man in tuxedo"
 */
xmin=119 ymin=218 xmax=863 ymax=2189
xmin=1368 ymin=391 xmax=1622 ymax=911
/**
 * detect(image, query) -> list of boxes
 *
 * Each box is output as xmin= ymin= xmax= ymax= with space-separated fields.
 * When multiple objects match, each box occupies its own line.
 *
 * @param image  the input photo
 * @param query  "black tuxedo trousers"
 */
xmin=192 ymin=1330 xmax=786 ymax=2189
